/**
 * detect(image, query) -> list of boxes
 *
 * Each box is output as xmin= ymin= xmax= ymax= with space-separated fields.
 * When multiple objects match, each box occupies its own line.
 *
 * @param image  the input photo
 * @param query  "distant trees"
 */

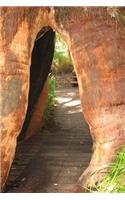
xmin=52 ymin=32 xmax=73 ymax=74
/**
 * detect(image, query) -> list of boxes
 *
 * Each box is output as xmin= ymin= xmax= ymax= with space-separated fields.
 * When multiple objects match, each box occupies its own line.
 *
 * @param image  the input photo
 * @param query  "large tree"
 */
xmin=0 ymin=7 xmax=125 ymax=191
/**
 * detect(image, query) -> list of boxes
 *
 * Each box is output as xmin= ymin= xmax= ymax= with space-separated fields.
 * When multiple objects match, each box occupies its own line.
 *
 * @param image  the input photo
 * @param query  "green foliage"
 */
xmin=89 ymin=146 xmax=125 ymax=193
xmin=44 ymin=75 xmax=57 ymax=121
xmin=52 ymin=32 xmax=73 ymax=74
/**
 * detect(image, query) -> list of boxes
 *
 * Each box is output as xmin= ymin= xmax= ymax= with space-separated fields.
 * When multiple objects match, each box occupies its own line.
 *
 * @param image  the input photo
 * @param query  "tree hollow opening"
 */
xmin=19 ymin=27 xmax=55 ymax=140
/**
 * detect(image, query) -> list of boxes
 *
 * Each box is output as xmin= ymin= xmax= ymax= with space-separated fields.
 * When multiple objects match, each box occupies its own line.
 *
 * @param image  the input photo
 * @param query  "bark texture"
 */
xmin=0 ymin=7 xmax=50 ymax=189
xmin=0 ymin=7 xmax=125 ymax=190
xmin=24 ymin=80 xmax=48 ymax=140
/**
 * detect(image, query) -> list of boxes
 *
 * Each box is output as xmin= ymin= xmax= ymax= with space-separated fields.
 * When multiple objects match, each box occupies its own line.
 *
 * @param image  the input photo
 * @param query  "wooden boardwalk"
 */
xmin=5 ymin=88 xmax=92 ymax=193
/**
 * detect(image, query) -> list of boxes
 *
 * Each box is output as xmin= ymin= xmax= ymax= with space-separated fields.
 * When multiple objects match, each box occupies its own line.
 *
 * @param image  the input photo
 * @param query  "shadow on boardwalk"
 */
xmin=5 ymin=87 xmax=92 ymax=193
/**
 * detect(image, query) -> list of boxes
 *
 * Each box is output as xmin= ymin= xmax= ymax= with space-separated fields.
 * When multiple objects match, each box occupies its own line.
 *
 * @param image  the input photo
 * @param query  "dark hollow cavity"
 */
xmin=18 ymin=28 xmax=55 ymax=140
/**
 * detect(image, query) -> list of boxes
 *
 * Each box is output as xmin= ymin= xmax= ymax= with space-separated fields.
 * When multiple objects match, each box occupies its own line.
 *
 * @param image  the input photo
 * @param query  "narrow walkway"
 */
xmin=5 ymin=88 xmax=92 ymax=193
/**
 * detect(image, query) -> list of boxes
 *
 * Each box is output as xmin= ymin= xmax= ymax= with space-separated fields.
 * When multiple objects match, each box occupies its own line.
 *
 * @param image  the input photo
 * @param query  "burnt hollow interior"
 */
xmin=18 ymin=27 xmax=55 ymax=140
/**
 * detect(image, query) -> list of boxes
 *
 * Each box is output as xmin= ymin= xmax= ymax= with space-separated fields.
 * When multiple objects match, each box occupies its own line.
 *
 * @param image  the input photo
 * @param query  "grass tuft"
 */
xmin=89 ymin=146 xmax=125 ymax=193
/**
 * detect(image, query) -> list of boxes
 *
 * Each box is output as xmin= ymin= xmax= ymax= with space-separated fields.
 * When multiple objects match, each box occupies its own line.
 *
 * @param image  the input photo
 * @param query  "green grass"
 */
xmin=89 ymin=146 xmax=125 ymax=193
xmin=44 ymin=75 xmax=57 ymax=121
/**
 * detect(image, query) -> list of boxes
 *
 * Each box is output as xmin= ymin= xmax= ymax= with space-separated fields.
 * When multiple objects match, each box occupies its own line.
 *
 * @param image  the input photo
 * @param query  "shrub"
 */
xmin=52 ymin=32 xmax=73 ymax=74
xmin=44 ymin=75 xmax=57 ymax=121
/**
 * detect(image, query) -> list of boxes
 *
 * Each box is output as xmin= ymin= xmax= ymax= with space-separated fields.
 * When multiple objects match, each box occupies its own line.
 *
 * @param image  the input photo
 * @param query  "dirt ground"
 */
xmin=5 ymin=84 xmax=92 ymax=193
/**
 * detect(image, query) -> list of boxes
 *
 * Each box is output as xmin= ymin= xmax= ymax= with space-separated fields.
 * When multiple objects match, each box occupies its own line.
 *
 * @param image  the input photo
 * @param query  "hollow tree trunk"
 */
xmin=59 ymin=8 xmax=125 ymax=188
xmin=0 ymin=8 xmax=42 ymax=189
xmin=0 ymin=7 xmax=125 ymax=191
xmin=0 ymin=7 xmax=54 ymax=190
xmin=0 ymin=28 xmax=30 ymax=189
xmin=76 ymin=24 xmax=125 ymax=188
xmin=51 ymin=7 xmax=125 ymax=189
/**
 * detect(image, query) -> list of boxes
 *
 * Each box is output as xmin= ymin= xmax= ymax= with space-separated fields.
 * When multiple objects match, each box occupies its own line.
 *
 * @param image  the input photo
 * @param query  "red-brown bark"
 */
xmin=0 ymin=7 xmax=125 ymax=190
